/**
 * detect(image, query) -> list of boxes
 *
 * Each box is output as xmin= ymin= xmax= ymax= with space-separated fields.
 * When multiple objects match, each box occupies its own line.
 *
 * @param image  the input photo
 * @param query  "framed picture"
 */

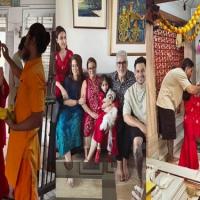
xmin=0 ymin=0 xmax=20 ymax=6
xmin=110 ymin=0 xmax=146 ymax=55
xmin=79 ymin=162 xmax=103 ymax=175
xmin=0 ymin=0 xmax=11 ymax=6
xmin=73 ymin=0 xmax=107 ymax=29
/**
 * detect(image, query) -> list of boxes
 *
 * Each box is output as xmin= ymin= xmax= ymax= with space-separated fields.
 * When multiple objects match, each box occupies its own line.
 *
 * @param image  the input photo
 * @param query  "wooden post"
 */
xmin=146 ymin=23 xmax=159 ymax=158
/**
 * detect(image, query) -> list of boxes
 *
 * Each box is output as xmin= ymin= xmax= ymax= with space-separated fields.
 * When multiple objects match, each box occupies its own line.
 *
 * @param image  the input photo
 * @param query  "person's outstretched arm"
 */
xmin=1 ymin=43 xmax=22 ymax=78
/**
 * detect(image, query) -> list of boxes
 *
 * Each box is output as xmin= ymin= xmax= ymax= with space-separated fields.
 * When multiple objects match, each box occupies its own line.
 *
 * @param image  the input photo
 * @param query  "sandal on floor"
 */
xmin=132 ymin=190 xmax=141 ymax=200
xmin=131 ymin=185 xmax=144 ymax=200
xmin=134 ymin=185 xmax=144 ymax=195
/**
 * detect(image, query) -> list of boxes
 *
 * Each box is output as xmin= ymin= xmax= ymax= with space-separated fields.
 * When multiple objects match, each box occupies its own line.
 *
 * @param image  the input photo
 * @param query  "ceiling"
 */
xmin=155 ymin=0 xmax=200 ymax=8
xmin=182 ymin=0 xmax=200 ymax=8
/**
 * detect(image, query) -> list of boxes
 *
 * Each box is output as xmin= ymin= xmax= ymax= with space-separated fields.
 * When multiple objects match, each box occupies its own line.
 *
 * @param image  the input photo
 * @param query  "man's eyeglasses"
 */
xmin=117 ymin=61 xmax=127 ymax=65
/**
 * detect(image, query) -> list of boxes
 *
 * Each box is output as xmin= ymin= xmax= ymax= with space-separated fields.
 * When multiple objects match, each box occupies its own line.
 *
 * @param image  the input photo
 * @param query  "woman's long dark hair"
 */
xmin=69 ymin=54 xmax=84 ymax=82
xmin=55 ymin=26 xmax=67 ymax=52
xmin=183 ymin=79 xmax=192 ymax=101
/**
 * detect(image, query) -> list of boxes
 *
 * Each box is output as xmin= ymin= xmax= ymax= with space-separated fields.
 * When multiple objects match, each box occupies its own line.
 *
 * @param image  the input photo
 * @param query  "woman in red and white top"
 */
xmin=54 ymin=26 xmax=73 ymax=121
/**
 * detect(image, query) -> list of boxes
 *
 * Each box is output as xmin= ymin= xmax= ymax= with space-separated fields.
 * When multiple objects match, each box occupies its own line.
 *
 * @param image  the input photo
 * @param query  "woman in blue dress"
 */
xmin=56 ymin=54 xmax=84 ymax=186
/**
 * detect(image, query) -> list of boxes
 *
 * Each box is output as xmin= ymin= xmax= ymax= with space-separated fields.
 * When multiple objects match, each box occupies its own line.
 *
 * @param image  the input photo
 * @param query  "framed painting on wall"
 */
xmin=73 ymin=0 xmax=107 ymax=29
xmin=0 ymin=0 xmax=20 ymax=6
xmin=110 ymin=0 xmax=146 ymax=56
xmin=0 ymin=0 xmax=11 ymax=6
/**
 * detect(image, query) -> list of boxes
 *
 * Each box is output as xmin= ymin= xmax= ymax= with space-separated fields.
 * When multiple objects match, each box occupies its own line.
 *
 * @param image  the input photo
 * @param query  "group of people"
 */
xmin=157 ymin=58 xmax=200 ymax=169
xmin=0 ymin=23 xmax=50 ymax=199
xmin=0 ymin=21 xmax=198 ymax=200
xmin=54 ymin=26 xmax=147 ymax=196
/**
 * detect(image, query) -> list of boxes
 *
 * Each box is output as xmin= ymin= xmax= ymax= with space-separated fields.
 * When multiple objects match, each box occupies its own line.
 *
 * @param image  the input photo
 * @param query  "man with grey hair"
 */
xmin=110 ymin=50 xmax=135 ymax=181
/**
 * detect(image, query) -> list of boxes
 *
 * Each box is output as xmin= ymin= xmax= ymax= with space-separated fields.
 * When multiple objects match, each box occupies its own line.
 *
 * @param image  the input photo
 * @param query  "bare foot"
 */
xmin=166 ymin=156 xmax=179 ymax=163
xmin=84 ymin=159 xmax=89 ymax=162
xmin=116 ymin=162 xmax=124 ymax=182
xmin=66 ymin=178 xmax=74 ymax=187
xmin=123 ymin=163 xmax=130 ymax=181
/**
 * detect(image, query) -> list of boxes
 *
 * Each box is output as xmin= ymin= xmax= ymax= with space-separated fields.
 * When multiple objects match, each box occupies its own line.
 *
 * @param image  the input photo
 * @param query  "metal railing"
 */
xmin=38 ymin=97 xmax=56 ymax=199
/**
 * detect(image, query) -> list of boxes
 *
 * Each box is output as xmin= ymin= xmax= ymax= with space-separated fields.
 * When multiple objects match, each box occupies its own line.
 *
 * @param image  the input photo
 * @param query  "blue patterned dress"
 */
xmin=56 ymin=77 xmax=83 ymax=156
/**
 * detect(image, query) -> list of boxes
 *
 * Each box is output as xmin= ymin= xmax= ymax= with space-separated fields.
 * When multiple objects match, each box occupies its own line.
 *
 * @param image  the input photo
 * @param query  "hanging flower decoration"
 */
xmin=158 ymin=4 xmax=200 ymax=42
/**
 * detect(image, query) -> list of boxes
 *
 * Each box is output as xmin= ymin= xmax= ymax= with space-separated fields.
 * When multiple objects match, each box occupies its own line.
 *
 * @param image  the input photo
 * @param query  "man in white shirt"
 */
xmin=157 ymin=58 xmax=200 ymax=162
xmin=8 ymin=36 xmax=26 ymax=107
xmin=123 ymin=57 xmax=146 ymax=196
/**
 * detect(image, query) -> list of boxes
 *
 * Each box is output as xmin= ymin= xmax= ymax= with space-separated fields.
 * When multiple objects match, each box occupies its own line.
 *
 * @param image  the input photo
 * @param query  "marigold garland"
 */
xmin=158 ymin=4 xmax=200 ymax=42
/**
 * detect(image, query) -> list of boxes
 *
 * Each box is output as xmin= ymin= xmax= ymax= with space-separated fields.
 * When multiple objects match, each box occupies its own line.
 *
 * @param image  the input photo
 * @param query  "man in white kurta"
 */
xmin=123 ymin=57 xmax=146 ymax=198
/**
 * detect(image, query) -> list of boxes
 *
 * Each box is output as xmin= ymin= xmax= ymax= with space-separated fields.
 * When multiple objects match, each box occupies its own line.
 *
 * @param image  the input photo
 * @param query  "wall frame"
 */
xmin=73 ymin=0 xmax=107 ymax=29
xmin=110 ymin=0 xmax=146 ymax=56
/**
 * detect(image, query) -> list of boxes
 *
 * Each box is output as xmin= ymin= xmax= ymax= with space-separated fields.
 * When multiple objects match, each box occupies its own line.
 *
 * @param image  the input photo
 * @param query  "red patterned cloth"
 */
xmin=154 ymin=28 xmax=184 ymax=94
xmin=54 ymin=49 xmax=73 ymax=98
xmin=83 ymin=77 xmax=100 ymax=137
xmin=179 ymin=95 xmax=200 ymax=169
xmin=93 ymin=91 xmax=118 ymax=156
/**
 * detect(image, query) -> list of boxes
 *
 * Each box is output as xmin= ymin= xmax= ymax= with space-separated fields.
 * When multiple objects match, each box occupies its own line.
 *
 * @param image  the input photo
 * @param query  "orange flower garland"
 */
xmin=158 ymin=4 xmax=200 ymax=42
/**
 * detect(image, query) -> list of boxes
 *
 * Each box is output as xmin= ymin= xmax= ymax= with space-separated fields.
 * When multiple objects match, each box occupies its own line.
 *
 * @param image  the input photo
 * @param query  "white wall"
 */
xmin=56 ymin=0 xmax=139 ymax=73
xmin=0 ymin=0 xmax=55 ymax=80
xmin=191 ymin=8 xmax=200 ymax=83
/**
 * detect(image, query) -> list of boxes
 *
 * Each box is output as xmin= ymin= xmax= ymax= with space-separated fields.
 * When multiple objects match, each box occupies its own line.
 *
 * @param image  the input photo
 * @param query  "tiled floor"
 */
xmin=154 ymin=138 xmax=200 ymax=199
xmin=43 ymin=190 xmax=56 ymax=200
xmin=56 ymin=156 xmax=146 ymax=200
xmin=56 ymin=178 xmax=102 ymax=199
xmin=116 ymin=167 xmax=142 ymax=200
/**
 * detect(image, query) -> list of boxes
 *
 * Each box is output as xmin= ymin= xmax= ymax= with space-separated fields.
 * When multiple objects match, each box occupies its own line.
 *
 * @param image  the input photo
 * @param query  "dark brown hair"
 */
xmin=55 ymin=26 xmax=66 ymax=52
xmin=28 ymin=23 xmax=50 ymax=54
xmin=18 ymin=36 xmax=26 ymax=51
xmin=69 ymin=54 xmax=84 ymax=81
xmin=181 ymin=58 xmax=194 ymax=71
xmin=183 ymin=79 xmax=192 ymax=101
xmin=86 ymin=57 xmax=97 ymax=69
xmin=99 ymin=74 xmax=112 ymax=93
xmin=134 ymin=56 xmax=146 ymax=69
